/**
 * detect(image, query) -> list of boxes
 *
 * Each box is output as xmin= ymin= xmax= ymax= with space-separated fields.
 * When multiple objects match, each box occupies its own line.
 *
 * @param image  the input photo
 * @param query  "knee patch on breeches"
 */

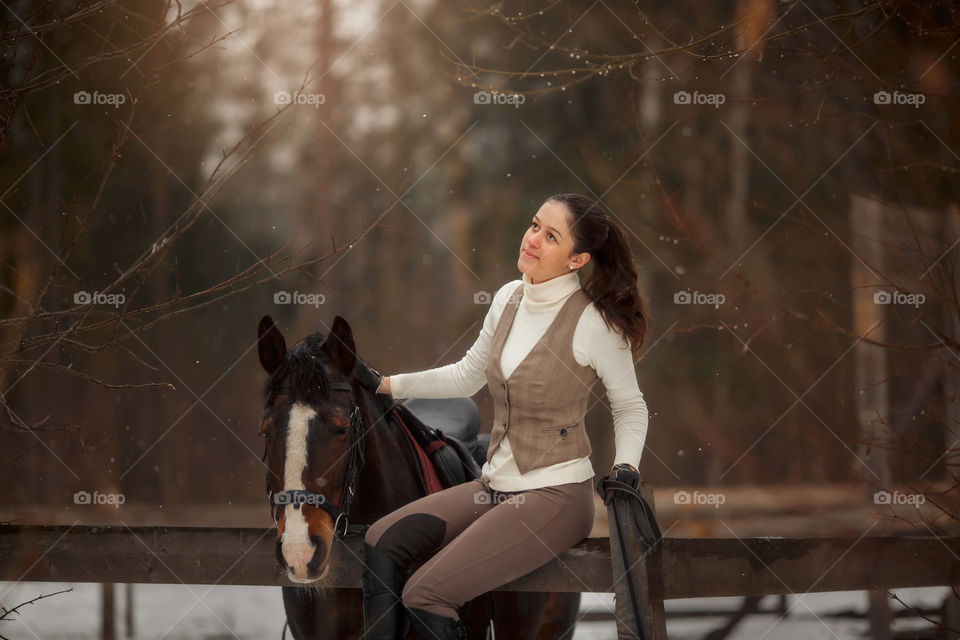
xmin=372 ymin=513 xmax=447 ymax=570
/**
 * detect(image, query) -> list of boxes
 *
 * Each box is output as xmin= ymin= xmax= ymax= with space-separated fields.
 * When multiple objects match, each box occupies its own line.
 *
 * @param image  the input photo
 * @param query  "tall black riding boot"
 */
xmin=406 ymin=606 xmax=470 ymax=640
xmin=361 ymin=541 xmax=410 ymax=640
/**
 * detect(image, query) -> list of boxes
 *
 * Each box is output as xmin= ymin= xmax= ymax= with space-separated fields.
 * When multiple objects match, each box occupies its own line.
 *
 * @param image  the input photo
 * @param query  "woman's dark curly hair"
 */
xmin=547 ymin=193 xmax=651 ymax=355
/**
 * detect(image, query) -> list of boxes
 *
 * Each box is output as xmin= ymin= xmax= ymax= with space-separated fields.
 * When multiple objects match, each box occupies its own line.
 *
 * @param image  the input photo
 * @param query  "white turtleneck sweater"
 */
xmin=389 ymin=270 xmax=649 ymax=491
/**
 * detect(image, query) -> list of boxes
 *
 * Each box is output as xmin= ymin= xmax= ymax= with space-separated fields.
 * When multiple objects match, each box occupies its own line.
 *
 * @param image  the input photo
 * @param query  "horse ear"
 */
xmin=322 ymin=315 xmax=356 ymax=377
xmin=258 ymin=315 xmax=287 ymax=374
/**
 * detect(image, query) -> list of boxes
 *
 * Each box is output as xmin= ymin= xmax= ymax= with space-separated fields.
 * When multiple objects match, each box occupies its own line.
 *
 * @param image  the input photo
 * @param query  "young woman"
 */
xmin=362 ymin=192 xmax=651 ymax=639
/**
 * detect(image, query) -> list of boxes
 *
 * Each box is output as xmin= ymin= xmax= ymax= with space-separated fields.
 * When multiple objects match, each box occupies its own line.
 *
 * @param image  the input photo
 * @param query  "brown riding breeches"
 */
xmin=364 ymin=475 xmax=595 ymax=620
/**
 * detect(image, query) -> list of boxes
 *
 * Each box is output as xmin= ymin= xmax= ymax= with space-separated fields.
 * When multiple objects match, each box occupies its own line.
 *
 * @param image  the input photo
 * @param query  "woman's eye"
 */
xmin=530 ymin=221 xmax=555 ymax=242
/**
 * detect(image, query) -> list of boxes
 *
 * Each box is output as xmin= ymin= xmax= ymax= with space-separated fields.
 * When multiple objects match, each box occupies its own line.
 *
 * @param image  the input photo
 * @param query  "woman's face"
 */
xmin=517 ymin=200 xmax=591 ymax=284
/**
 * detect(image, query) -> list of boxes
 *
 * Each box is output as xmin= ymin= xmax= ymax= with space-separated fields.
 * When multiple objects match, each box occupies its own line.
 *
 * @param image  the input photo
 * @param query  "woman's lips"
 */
xmin=522 ymin=250 xmax=538 ymax=259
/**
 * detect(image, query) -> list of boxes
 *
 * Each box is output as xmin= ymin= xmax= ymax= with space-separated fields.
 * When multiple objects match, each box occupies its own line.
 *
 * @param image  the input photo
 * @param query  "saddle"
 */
xmin=393 ymin=398 xmax=488 ymax=489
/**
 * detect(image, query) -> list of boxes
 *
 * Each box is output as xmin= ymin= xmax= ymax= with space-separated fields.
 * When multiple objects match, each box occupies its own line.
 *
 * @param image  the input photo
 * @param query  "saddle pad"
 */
xmin=392 ymin=407 xmax=446 ymax=494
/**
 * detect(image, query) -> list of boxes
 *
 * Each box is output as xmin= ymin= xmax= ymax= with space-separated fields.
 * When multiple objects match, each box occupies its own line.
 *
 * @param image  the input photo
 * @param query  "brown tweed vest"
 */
xmin=485 ymin=283 xmax=600 ymax=474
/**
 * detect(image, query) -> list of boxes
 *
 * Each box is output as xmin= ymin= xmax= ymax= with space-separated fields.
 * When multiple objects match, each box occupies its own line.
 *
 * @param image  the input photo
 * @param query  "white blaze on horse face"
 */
xmin=282 ymin=401 xmax=317 ymax=582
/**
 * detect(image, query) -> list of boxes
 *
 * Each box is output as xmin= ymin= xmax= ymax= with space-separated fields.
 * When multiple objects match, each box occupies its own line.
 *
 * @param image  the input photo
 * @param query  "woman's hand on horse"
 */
xmin=375 ymin=375 xmax=391 ymax=396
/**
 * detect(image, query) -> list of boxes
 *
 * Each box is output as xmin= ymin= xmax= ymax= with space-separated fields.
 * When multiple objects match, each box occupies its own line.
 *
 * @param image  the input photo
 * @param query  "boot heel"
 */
xmin=406 ymin=606 xmax=470 ymax=640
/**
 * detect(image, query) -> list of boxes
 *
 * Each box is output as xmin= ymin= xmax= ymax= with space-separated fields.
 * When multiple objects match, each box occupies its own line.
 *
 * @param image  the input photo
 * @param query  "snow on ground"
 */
xmin=0 ymin=582 xmax=949 ymax=639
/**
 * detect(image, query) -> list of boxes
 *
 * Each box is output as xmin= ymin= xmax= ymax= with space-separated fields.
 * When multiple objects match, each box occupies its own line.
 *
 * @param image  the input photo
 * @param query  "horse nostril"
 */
xmin=288 ymin=566 xmax=295 ymax=575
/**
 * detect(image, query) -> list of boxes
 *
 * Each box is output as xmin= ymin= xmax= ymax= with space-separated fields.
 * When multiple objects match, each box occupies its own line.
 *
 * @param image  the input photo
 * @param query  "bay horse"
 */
xmin=256 ymin=314 xmax=581 ymax=639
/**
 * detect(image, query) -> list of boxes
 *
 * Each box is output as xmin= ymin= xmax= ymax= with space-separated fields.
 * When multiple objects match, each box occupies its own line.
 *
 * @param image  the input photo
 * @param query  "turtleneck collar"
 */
xmin=521 ymin=269 xmax=581 ymax=311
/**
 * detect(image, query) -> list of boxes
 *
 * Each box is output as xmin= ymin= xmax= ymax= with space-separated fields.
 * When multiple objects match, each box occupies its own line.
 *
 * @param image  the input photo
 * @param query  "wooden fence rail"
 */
xmin=1 ymin=524 xmax=956 ymax=597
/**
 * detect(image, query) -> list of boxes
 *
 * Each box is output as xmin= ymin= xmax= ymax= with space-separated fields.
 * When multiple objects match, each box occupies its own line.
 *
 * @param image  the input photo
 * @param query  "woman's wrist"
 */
xmin=376 ymin=375 xmax=390 ymax=395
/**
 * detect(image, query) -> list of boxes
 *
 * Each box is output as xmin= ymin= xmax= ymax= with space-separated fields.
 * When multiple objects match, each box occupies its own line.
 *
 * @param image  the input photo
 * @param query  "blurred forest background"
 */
xmin=1 ymin=0 xmax=958 ymax=533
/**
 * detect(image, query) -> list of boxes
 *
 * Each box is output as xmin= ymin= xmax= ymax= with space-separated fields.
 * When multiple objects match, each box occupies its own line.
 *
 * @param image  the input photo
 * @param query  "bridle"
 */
xmin=265 ymin=375 xmax=378 ymax=539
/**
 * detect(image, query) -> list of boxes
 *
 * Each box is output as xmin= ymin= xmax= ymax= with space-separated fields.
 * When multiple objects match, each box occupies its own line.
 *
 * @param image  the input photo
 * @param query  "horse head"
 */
xmin=256 ymin=313 xmax=376 ymax=583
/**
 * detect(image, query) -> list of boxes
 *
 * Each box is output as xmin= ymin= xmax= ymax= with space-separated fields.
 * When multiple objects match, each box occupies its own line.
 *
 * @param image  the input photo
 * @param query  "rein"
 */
xmin=596 ymin=477 xmax=663 ymax=639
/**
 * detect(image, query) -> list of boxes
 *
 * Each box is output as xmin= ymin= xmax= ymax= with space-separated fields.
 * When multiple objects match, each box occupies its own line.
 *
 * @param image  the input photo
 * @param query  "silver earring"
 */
xmin=569 ymin=265 xmax=575 ymax=270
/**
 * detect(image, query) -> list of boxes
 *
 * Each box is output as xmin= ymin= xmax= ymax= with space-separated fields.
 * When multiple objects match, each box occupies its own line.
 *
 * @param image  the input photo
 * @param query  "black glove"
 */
xmin=371 ymin=368 xmax=387 ymax=395
xmin=596 ymin=463 xmax=640 ymax=506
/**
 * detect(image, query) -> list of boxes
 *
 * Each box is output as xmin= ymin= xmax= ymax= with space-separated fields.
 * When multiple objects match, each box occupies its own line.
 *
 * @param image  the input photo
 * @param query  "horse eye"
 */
xmin=259 ymin=415 xmax=276 ymax=440
xmin=335 ymin=427 xmax=348 ymax=436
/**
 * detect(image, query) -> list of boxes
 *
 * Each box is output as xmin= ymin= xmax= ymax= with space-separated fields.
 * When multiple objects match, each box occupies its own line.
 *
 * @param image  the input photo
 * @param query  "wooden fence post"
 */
xmin=101 ymin=582 xmax=115 ymax=640
xmin=608 ymin=480 xmax=667 ymax=640
xmin=124 ymin=583 xmax=134 ymax=638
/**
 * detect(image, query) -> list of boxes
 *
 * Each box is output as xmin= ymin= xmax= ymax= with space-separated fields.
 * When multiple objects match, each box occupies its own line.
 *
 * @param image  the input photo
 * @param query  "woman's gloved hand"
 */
xmin=596 ymin=463 xmax=640 ymax=506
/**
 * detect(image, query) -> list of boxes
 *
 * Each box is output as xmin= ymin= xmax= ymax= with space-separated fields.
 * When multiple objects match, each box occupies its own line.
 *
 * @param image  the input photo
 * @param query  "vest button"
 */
xmin=560 ymin=428 xmax=568 ymax=438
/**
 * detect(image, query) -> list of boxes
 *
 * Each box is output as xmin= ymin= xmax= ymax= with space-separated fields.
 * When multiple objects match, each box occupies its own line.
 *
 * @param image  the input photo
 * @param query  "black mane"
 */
xmin=262 ymin=331 xmax=384 ymax=405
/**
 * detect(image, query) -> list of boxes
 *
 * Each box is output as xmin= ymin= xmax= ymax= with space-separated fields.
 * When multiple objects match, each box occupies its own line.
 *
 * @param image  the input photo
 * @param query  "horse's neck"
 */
xmin=351 ymin=395 xmax=425 ymax=523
